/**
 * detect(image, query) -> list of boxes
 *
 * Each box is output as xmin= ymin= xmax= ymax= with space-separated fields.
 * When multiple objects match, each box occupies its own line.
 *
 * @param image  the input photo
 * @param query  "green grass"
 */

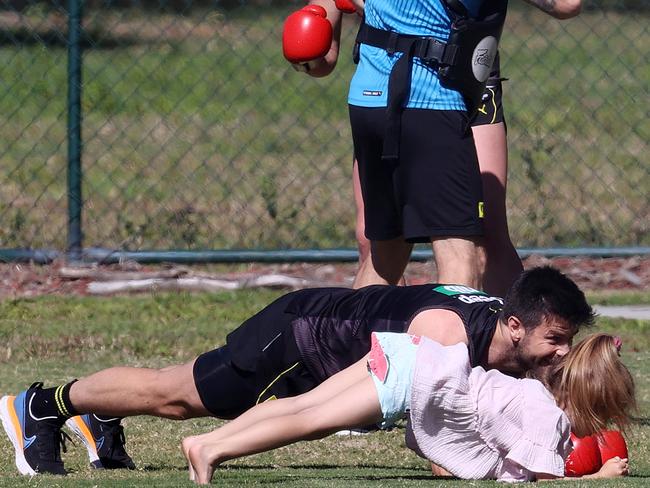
xmin=0 ymin=6 xmax=647 ymax=250
xmin=0 ymin=289 xmax=648 ymax=486
xmin=587 ymin=291 xmax=650 ymax=306
xmin=0 ymin=289 xmax=283 ymax=364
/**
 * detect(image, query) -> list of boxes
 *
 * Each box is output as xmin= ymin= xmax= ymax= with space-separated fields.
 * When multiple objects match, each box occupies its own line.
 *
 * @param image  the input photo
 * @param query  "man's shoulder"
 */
xmin=408 ymin=308 xmax=468 ymax=345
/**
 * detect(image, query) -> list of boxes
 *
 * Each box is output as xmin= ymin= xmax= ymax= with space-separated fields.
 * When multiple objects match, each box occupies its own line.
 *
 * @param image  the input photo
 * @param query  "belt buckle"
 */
xmin=418 ymin=38 xmax=442 ymax=68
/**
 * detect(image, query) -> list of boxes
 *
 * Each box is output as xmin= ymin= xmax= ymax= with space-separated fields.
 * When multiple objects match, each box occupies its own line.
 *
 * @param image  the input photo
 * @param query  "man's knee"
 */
xmin=432 ymin=237 xmax=481 ymax=287
xmin=150 ymin=361 xmax=205 ymax=419
xmin=371 ymin=239 xmax=412 ymax=277
xmin=356 ymin=229 xmax=371 ymax=264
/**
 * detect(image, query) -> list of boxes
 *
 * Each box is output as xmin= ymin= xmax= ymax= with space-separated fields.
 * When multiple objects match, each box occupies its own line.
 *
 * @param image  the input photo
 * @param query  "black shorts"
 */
xmin=193 ymin=294 xmax=318 ymax=418
xmin=349 ymin=106 xmax=484 ymax=243
xmin=473 ymin=77 xmax=505 ymax=127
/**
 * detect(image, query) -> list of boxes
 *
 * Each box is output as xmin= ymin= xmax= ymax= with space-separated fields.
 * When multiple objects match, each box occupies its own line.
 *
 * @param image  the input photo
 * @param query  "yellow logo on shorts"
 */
xmin=478 ymin=201 xmax=484 ymax=218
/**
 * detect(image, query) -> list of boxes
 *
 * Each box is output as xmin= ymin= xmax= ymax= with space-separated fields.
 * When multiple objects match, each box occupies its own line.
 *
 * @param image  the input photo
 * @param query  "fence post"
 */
xmin=66 ymin=0 xmax=83 ymax=261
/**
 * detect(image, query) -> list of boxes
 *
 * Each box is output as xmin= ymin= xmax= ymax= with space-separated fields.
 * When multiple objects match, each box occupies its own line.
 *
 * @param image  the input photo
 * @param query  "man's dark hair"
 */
xmin=501 ymin=266 xmax=596 ymax=332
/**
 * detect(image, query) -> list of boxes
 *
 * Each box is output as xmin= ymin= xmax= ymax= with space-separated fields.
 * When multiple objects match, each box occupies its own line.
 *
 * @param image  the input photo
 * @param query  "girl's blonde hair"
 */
xmin=547 ymin=333 xmax=636 ymax=438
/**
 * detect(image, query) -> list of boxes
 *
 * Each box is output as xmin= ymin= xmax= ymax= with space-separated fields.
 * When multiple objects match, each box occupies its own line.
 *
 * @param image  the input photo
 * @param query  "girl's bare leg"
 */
xmin=185 ymin=373 xmax=382 ymax=484
xmin=182 ymin=355 xmax=371 ymax=480
xmin=183 ymin=355 xmax=369 ymax=447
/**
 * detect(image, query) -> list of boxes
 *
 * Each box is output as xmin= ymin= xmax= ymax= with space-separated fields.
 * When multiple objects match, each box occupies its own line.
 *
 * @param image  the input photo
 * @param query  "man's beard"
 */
xmin=514 ymin=342 xmax=562 ymax=380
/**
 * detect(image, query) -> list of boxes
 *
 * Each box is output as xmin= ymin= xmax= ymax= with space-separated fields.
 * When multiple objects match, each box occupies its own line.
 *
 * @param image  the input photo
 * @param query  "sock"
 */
xmin=94 ymin=415 xmax=122 ymax=424
xmin=31 ymin=380 xmax=79 ymax=420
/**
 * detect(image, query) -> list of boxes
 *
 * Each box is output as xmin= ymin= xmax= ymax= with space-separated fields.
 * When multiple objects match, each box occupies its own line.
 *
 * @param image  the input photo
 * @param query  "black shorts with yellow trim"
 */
xmin=193 ymin=294 xmax=318 ymax=418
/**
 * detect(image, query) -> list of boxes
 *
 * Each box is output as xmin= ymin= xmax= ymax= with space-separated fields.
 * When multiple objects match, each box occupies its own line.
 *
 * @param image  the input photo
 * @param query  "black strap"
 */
xmin=382 ymin=38 xmax=416 ymax=160
xmin=354 ymin=24 xmax=451 ymax=160
xmin=355 ymin=24 xmax=451 ymax=66
xmin=444 ymin=0 xmax=469 ymax=17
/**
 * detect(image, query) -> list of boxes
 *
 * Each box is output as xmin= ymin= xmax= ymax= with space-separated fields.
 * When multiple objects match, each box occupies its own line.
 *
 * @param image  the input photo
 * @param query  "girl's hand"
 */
xmin=538 ymin=457 xmax=628 ymax=481
xmin=591 ymin=457 xmax=629 ymax=478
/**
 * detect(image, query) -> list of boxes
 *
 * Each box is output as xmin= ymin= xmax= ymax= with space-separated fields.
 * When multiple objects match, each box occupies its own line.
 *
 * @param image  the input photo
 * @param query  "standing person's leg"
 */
xmin=471 ymin=76 xmax=523 ymax=295
xmin=431 ymin=237 xmax=481 ymax=288
xmin=351 ymin=106 xmax=483 ymax=288
xmin=350 ymin=105 xmax=414 ymax=288
xmin=399 ymin=109 xmax=484 ymax=287
xmin=352 ymin=158 xmax=409 ymax=288
xmin=473 ymin=122 xmax=522 ymax=296
xmin=353 ymin=158 xmax=371 ymax=267
xmin=353 ymin=237 xmax=413 ymax=287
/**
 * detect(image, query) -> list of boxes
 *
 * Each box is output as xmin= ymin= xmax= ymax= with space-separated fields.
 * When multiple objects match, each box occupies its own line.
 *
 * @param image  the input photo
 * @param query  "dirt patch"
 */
xmin=0 ymin=255 xmax=647 ymax=299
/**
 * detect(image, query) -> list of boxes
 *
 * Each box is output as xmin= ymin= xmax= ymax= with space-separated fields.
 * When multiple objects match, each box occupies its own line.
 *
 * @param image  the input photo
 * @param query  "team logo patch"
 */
xmin=472 ymin=36 xmax=498 ymax=82
xmin=434 ymin=285 xmax=485 ymax=296
xmin=433 ymin=285 xmax=504 ymax=305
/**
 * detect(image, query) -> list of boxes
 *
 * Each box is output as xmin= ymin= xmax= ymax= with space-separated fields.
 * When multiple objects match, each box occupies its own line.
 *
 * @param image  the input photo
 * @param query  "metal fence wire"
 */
xmin=0 ymin=0 xmax=648 ymax=262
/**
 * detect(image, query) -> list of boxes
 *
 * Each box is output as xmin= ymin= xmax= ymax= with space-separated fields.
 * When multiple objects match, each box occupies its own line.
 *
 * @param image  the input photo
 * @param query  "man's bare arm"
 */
xmin=522 ymin=0 xmax=581 ymax=19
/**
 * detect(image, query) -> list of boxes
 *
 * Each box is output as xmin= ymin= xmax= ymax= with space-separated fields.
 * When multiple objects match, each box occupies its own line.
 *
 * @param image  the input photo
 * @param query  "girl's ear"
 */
xmin=506 ymin=316 xmax=524 ymax=344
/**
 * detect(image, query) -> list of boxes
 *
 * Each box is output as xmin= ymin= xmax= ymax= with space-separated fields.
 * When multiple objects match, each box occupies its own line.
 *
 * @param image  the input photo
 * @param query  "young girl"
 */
xmin=182 ymin=333 xmax=636 ymax=484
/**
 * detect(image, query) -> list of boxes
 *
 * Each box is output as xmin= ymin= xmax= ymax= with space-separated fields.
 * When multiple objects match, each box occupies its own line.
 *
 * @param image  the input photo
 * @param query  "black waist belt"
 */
xmin=355 ymin=23 xmax=457 ymax=160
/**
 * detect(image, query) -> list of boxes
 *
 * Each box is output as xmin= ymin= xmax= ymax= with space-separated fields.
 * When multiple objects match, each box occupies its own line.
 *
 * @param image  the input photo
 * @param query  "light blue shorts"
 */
xmin=367 ymin=332 xmax=419 ymax=429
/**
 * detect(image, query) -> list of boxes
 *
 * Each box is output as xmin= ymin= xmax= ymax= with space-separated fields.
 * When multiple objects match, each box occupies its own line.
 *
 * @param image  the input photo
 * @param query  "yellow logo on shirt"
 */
xmin=478 ymin=201 xmax=484 ymax=218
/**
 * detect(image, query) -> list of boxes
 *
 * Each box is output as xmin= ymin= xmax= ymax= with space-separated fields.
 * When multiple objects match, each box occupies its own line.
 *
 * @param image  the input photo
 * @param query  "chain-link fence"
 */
xmin=0 ymin=1 xmax=648 ymax=262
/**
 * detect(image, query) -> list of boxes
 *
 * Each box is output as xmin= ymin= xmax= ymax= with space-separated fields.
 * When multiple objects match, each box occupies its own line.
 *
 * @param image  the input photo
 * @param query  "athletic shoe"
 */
xmin=66 ymin=414 xmax=136 ymax=470
xmin=334 ymin=428 xmax=371 ymax=436
xmin=0 ymin=382 xmax=68 ymax=475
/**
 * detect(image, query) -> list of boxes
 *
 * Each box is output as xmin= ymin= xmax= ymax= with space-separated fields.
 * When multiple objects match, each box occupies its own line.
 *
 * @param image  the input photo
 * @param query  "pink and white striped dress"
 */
xmin=406 ymin=339 xmax=572 ymax=482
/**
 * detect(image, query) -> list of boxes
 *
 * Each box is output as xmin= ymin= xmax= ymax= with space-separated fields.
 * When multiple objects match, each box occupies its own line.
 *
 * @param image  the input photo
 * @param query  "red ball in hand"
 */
xmin=335 ymin=0 xmax=357 ymax=14
xmin=565 ymin=432 xmax=602 ymax=477
xmin=597 ymin=430 xmax=628 ymax=463
xmin=282 ymin=5 xmax=332 ymax=64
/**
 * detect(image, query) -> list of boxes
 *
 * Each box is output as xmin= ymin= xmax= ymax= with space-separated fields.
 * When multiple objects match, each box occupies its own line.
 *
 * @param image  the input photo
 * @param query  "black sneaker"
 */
xmin=66 ymin=414 xmax=136 ymax=470
xmin=0 ymin=382 xmax=69 ymax=475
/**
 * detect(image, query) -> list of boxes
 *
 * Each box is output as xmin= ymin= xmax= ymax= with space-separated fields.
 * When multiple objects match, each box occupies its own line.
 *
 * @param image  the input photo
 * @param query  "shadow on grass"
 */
xmin=137 ymin=464 xmax=190 ymax=472
xmin=134 ymin=462 xmax=437 ymax=484
xmin=214 ymin=464 xmax=430 ymax=471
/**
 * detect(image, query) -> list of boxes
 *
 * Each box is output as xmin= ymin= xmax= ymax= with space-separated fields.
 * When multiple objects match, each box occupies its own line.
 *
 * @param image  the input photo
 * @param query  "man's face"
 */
xmin=514 ymin=317 xmax=575 ymax=376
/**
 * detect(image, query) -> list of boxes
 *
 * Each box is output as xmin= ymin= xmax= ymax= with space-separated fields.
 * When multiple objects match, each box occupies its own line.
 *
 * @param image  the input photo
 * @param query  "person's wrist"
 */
xmin=297 ymin=57 xmax=335 ymax=77
xmin=292 ymin=62 xmax=312 ymax=73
